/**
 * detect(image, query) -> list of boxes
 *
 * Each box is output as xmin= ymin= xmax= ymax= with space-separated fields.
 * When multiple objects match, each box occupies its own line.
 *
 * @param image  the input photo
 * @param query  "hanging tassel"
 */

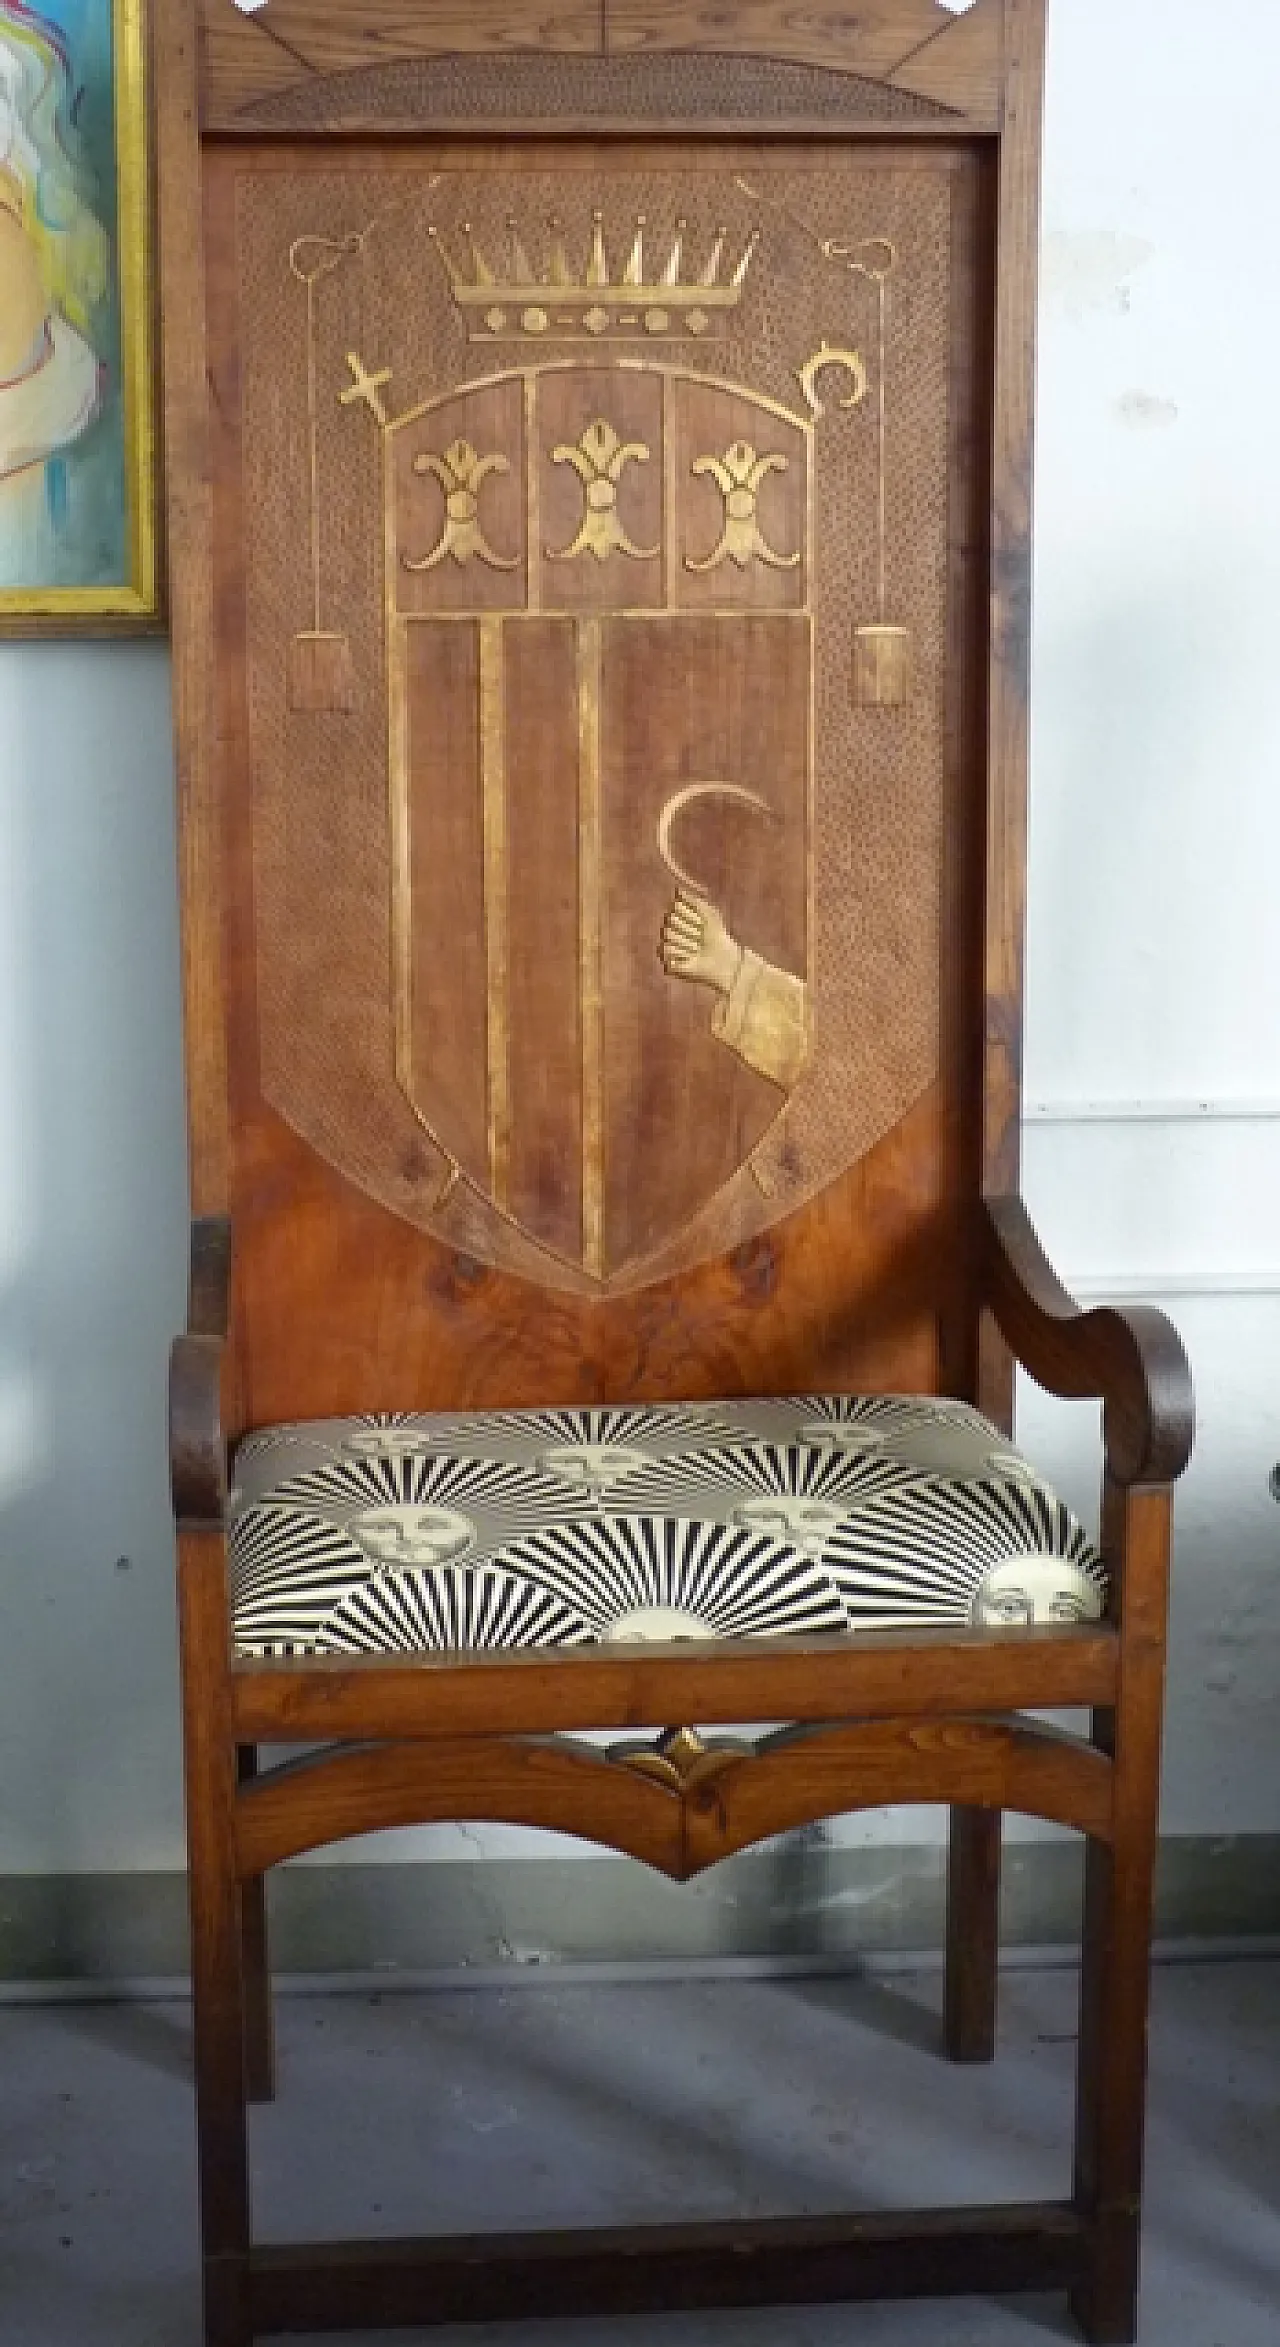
xmin=287 ymin=238 xmax=369 ymax=717
xmin=852 ymin=622 xmax=911 ymax=709
xmin=851 ymin=252 xmax=911 ymax=710
xmin=288 ymin=629 xmax=355 ymax=713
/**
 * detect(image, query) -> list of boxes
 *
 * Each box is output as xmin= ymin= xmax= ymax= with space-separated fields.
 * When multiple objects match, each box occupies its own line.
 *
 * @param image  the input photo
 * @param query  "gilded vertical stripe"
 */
xmin=479 ymin=618 xmax=511 ymax=1208
xmin=577 ymin=617 xmax=606 ymax=1279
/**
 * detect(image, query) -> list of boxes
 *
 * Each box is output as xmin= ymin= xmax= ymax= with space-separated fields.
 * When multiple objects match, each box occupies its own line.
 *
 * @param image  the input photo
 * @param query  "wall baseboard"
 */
xmin=3 ymin=1836 xmax=1279 ymax=1993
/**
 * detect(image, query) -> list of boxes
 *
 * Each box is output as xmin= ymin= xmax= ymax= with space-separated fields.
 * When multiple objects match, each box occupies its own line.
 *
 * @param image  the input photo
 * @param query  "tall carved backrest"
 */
xmin=158 ymin=0 xmax=1041 ymax=1430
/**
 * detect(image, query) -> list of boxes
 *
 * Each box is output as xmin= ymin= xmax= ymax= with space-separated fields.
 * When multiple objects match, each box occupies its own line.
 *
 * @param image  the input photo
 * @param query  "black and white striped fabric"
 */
xmin=228 ymin=1396 xmax=1106 ymax=1658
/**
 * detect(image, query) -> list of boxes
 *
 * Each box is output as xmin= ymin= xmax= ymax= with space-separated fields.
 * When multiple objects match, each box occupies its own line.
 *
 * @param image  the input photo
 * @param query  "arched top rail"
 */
xmin=199 ymin=0 xmax=1006 ymax=134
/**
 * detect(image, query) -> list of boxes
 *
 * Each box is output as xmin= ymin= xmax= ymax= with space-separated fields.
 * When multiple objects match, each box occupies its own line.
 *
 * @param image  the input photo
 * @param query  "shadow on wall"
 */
xmin=0 ymin=640 xmax=189 ymax=1886
xmin=1028 ymin=584 xmax=1221 ymax=1096
xmin=1024 ymin=578 xmax=1280 ymax=1838
xmin=1028 ymin=523 xmax=1278 ymax=1113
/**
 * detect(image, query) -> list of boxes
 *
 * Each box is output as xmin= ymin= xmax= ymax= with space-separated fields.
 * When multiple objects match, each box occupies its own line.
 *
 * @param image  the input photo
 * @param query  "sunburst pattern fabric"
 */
xmin=228 ymin=1395 xmax=1106 ymax=1658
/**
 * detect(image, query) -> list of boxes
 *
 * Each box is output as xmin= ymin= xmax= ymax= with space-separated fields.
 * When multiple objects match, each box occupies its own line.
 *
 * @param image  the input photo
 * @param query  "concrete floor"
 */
xmin=1 ymin=1959 xmax=1278 ymax=2345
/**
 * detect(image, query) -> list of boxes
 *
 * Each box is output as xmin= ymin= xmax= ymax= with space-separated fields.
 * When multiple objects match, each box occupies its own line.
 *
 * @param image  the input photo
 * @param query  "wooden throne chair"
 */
xmin=157 ymin=3 xmax=1194 ymax=2341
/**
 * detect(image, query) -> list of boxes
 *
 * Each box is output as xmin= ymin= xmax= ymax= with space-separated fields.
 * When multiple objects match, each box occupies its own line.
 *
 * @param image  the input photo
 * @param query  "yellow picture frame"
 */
xmin=0 ymin=0 xmax=157 ymax=632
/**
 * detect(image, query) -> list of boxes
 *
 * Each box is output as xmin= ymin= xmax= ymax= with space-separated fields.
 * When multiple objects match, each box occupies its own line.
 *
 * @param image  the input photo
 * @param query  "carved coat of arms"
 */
xmin=348 ymin=215 xmax=820 ymax=1283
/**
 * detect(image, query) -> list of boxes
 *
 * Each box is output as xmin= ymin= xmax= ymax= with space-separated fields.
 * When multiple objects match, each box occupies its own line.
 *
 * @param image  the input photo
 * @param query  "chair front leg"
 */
xmin=943 ymin=1804 xmax=1001 ymax=2062
xmin=1070 ymin=1480 xmax=1170 ymax=2346
xmin=180 ymin=1529 xmax=253 ymax=2347
xmin=237 ymin=1748 xmax=277 ymax=2105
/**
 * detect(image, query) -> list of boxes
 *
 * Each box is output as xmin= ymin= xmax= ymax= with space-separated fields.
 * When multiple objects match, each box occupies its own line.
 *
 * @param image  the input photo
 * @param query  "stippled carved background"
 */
xmin=232 ymin=143 xmax=959 ymax=1296
xmin=228 ymin=55 xmax=954 ymax=131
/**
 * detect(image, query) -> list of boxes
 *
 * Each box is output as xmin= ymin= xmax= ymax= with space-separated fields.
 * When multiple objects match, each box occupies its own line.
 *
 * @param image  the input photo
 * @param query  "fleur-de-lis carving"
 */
xmin=547 ymin=417 xmax=660 ymax=562
xmin=402 ymin=438 xmax=518 ymax=573
xmin=685 ymin=440 xmax=800 ymax=574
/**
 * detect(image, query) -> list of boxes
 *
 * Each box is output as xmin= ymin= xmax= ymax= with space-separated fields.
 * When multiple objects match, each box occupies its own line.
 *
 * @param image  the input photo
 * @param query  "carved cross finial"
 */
xmin=339 ymin=351 xmax=393 ymax=426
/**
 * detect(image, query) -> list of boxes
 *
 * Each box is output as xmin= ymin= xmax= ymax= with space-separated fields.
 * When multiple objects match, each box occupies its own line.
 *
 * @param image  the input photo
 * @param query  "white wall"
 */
xmin=1020 ymin=0 xmax=1280 ymax=1837
xmin=0 ymin=642 xmax=188 ymax=1869
xmin=1 ymin=0 xmax=1278 ymax=1879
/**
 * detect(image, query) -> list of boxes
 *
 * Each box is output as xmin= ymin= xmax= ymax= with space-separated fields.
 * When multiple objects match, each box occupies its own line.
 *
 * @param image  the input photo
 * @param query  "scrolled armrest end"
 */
xmin=982 ymin=1195 xmax=1194 ymax=1489
xmin=1097 ymin=1302 xmax=1195 ymax=1486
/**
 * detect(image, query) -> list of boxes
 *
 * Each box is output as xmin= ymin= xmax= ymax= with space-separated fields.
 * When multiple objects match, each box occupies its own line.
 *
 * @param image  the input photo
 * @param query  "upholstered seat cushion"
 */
xmin=228 ymin=1396 xmax=1106 ymax=1658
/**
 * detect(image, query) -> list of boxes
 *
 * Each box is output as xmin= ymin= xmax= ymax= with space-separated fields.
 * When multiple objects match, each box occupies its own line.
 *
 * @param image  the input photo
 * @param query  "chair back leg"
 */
xmin=943 ymin=1804 xmax=1001 ymax=2062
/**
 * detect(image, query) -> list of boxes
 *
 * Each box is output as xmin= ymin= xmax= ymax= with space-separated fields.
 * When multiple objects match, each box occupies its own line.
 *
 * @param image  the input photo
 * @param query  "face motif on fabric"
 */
xmin=888 ymin=1423 xmax=1036 ymax=1478
xmin=983 ymin=1451 xmax=1037 ymax=1482
xmin=797 ymin=1416 xmax=1035 ymax=1482
xmin=797 ymin=1421 xmax=888 ymax=1456
xmin=539 ymin=1444 xmax=651 ymax=1490
xmin=602 ymin=1605 xmax=717 ymax=1644
xmin=970 ymin=1554 xmax=1097 ymax=1629
xmin=342 ymin=1428 xmax=430 ymax=1460
xmin=350 ymin=1505 xmax=475 ymax=1570
xmin=734 ymin=1496 xmax=848 ymax=1555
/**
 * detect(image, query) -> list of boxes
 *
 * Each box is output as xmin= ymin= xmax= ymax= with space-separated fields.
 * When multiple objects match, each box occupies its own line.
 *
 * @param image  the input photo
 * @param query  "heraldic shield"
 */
xmin=386 ymin=364 xmax=813 ymax=1284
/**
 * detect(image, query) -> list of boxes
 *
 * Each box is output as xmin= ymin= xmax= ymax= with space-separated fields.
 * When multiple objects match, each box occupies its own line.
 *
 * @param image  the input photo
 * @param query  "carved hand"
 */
xmin=660 ymin=888 xmax=742 ymax=997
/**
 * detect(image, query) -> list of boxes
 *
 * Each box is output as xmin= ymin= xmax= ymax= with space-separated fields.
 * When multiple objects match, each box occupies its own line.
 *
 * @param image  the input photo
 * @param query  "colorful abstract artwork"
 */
xmin=0 ymin=0 xmax=154 ymax=627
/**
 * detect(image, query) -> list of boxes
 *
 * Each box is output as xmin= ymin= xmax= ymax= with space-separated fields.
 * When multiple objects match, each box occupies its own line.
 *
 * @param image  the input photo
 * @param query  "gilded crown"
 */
xmin=428 ymin=211 xmax=758 ymax=344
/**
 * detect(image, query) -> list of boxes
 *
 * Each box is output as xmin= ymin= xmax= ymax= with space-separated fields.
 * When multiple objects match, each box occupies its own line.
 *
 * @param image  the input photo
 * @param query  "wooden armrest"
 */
xmin=981 ymin=1195 xmax=1194 ymax=1488
xmin=171 ymin=1217 xmax=233 ymax=1523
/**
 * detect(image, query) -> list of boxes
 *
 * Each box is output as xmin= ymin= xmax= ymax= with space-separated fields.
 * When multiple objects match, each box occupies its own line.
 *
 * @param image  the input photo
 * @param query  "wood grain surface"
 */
xmin=235 ymin=1717 xmax=1114 ymax=1877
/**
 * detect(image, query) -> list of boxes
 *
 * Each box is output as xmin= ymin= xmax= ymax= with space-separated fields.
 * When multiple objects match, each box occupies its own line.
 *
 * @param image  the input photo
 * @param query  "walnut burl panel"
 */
xmin=206 ymin=135 xmax=988 ymax=1408
xmin=231 ymin=1089 xmax=950 ymax=1425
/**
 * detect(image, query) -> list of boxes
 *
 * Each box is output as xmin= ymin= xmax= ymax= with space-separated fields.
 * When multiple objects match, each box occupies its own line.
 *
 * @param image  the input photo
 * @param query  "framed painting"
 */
xmin=0 ymin=0 xmax=156 ymax=630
